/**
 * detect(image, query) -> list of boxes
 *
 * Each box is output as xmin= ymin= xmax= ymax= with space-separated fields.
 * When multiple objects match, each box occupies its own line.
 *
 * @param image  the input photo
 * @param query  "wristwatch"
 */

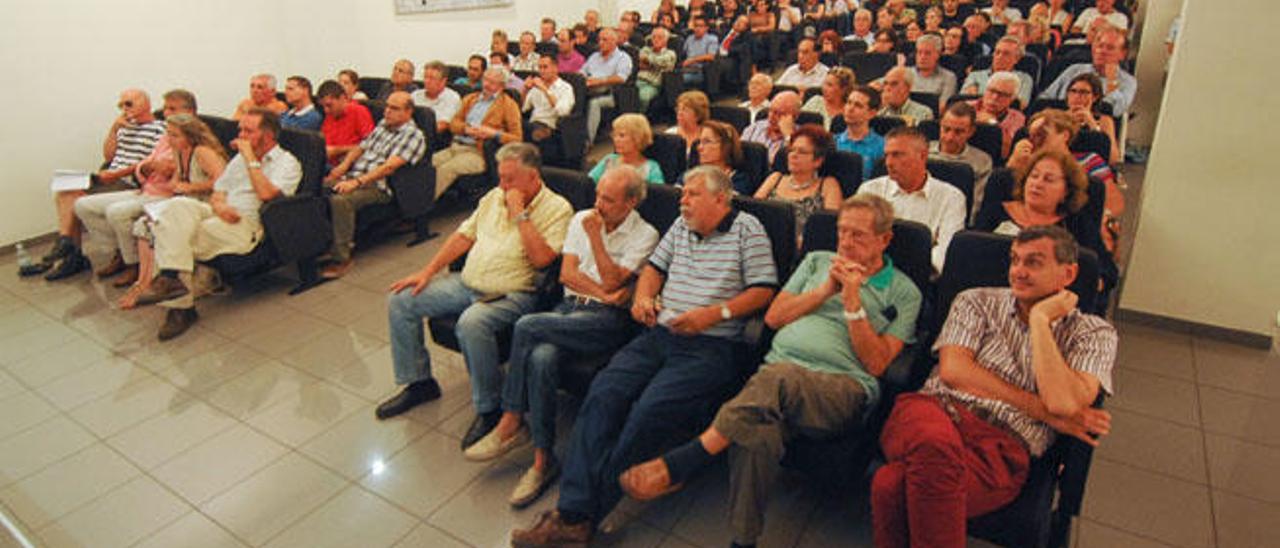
xmin=247 ymin=160 xmax=262 ymax=170
xmin=843 ymin=307 xmax=867 ymax=322
xmin=720 ymin=303 xmax=732 ymax=320
xmin=514 ymin=210 xmax=531 ymax=223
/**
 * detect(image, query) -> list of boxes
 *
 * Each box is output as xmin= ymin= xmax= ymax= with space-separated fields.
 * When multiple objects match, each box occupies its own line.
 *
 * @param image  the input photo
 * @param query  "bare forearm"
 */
xmin=939 ymin=346 xmax=1044 ymax=416
xmin=846 ymin=319 xmax=900 ymax=377
xmin=634 ymin=265 xmax=665 ymax=303
xmin=421 ymin=233 xmax=474 ymax=278
xmin=724 ymin=286 xmax=777 ymax=318
xmin=1030 ymin=316 xmax=1094 ymax=415
xmin=517 ymin=220 xmax=558 ymax=268
xmin=587 ymin=235 xmax=628 ymax=291
xmin=764 ymin=288 xmax=831 ymax=329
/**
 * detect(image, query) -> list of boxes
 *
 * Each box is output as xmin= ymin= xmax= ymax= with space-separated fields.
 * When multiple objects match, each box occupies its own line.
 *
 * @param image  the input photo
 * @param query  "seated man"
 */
xmin=878 ymin=67 xmax=935 ymax=125
xmin=522 ymin=53 xmax=575 ymax=163
xmin=930 ymin=102 xmax=993 ymax=224
xmin=66 ymin=89 xmax=196 ymax=285
xmin=982 ymin=0 xmax=1022 ymax=25
xmin=232 ymin=74 xmax=287 ymax=120
xmin=909 ymin=34 xmax=957 ymax=108
xmin=376 ymin=143 xmax=573 ymax=447
xmin=464 ymin=167 xmax=660 ymax=508
xmin=280 ymin=76 xmax=322 ymax=131
xmin=636 ymin=27 xmax=677 ymax=113
xmin=453 ymin=55 xmax=487 ymax=92
xmin=317 ymin=80 xmax=375 ymax=166
xmin=321 ymin=91 xmax=427 ymax=278
xmin=432 ymin=68 xmax=523 ymax=198
xmin=555 ymin=28 xmax=586 ymax=74
xmin=718 ymin=15 xmax=756 ymax=88
xmin=41 ymin=88 xmax=166 ymax=280
xmin=538 ymin=17 xmax=559 ymax=46
xmin=141 ymin=108 xmax=301 ymax=340
xmin=582 ymin=28 xmax=634 ymax=144
xmin=741 ymin=90 xmax=800 ymax=165
xmin=1072 ymin=0 xmax=1129 ymax=33
xmin=510 ymin=166 xmax=778 ymax=547
xmin=857 ymin=127 xmax=965 ymax=274
xmin=489 ymin=52 xmax=528 ymax=93
xmin=872 ymin=225 xmax=1116 ymax=547
xmin=375 ymin=59 xmax=420 ymax=101
xmin=849 ymin=8 xmax=876 ymax=46
xmin=411 ymin=61 xmax=462 ymax=139
xmin=836 ymin=85 xmax=887 ymax=180
xmin=961 ymin=36 xmax=1035 ymax=109
xmin=620 ymin=194 xmax=922 ymax=547
xmin=681 ymin=16 xmax=720 ymax=85
xmin=776 ymin=37 xmax=829 ymax=90
xmin=1040 ymin=24 xmax=1137 ymax=115
xmin=512 ymin=31 xmax=542 ymax=72
xmin=970 ymin=71 xmax=1026 ymax=158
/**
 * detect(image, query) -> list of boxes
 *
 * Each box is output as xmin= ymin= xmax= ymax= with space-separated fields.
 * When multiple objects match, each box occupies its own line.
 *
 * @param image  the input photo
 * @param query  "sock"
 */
xmin=662 ymin=438 xmax=715 ymax=486
xmin=160 ymin=269 xmax=179 ymax=279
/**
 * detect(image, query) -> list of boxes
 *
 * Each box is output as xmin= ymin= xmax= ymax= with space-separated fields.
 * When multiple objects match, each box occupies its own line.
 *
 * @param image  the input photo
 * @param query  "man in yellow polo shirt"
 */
xmin=377 ymin=142 xmax=573 ymax=451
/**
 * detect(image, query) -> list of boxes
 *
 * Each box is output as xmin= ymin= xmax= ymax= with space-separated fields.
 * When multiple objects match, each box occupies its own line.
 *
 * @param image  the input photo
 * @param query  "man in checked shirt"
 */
xmin=871 ymin=224 xmax=1117 ymax=548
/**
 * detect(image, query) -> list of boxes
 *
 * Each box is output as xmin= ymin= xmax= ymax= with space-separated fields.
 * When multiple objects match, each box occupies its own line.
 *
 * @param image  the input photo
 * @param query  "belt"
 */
xmin=567 ymin=294 xmax=605 ymax=307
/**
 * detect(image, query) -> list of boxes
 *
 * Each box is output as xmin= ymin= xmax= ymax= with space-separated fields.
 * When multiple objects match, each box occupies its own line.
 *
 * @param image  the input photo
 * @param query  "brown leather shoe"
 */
xmin=619 ymin=458 xmax=683 ymax=501
xmin=510 ymin=510 xmax=591 ymax=548
xmin=112 ymin=264 xmax=139 ymax=288
xmin=95 ymin=252 xmax=125 ymax=278
xmin=158 ymin=308 xmax=198 ymax=341
xmin=320 ymin=258 xmax=354 ymax=279
xmin=134 ymin=276 xmax=189 ymax=306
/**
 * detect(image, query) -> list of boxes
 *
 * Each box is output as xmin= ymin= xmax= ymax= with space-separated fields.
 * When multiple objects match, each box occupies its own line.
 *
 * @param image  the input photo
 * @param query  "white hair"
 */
xmin=989 ymin=71 xmax=1022 ymax=94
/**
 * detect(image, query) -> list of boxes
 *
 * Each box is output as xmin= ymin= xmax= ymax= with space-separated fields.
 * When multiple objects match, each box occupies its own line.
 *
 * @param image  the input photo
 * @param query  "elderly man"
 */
xmin=909 ymin=34 xmax=957 ymax=108
xmin=522 ymin=53 xmax=575 ymax=162
xmin=983 ymin=0 xmax=1022 ymax=25
xmin=376 ymin=59 xmax=420 ymax=101
xmin=140 ymin=109 xmax=301 ymax=340
xmin=872 ymin=225 xmax=1116 ymax=547
xmin=930 ymin=102 xmax=993 ymax=224
xmin=742 ymin=90 xmax=800 ymax=165
xmin=637 ymin=26 xmax=677 ymax=112
xmin=513 ymin=31 xmax=542 ymax=72
xmin=432 ymin=68 xmax=523 ymax=198
xmin=879 ymin=67 xmax=935 ymax=124
xmin=465 ymin=167 xmax=660 ymax=508
xmin=962 ymin=36 xmax=1035 ymax=108
xmin=510 ymin=166 xmax=778 ymax=547
xmin=858 ymin=127 xmax=965 ymax=273
xmin=321 ymin=92 xmax=427 ymax=278
xmin=1073 ymin=0 xmax=1129 ymax=32
xmin=971 ymin=71 xmax=1026 ymax=158
xmin=836 ymin=85 xmax=886 ymax=180
xmin=317 ymin=80 xmax=375 ymax=166
xmin=376 ymin=143 xmax=573 ymax=445
xmin=620 ymin=194 xmax=923 ymax=547
xmin=63 ymin=90 xmax=196 ymax=284
xmin=40 ymin=89 xmax=167 ymax=281
xmin=963 ymin=14 xmax=993 ymax=57
xmin=555 ymin=28 xmax=585 ymax=73
xmin=582 ymin=28 xmax=634 ymax=145
xmin=1040 ymin=24 xmax=1137 ymax=114
xmin=850 ymin=8 xmax=876 ymax=45
xmin=777 ymin=38 xmax=829 ymax=89
xmin=280 ymin=76 xmax=322 ymax=131
xmin=411 ymin=61 xmax=462 ymax=143
xmin=232 ymin=74 xmax=287 ymax=120
xmin=681 ymin=16 xmax=720 ymax=85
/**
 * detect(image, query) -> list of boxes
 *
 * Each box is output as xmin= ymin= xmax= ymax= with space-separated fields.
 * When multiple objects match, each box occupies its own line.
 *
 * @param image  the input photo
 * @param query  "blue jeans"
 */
xmin=501 ymin=300 xmax=638 ymax=450
xmin=557 ymin=327 xmax=741 ymax=521
xmin=387 ymin=274 xmax=537 ymax=413
xmin=682 ymin=68 xmax=706 ymax=86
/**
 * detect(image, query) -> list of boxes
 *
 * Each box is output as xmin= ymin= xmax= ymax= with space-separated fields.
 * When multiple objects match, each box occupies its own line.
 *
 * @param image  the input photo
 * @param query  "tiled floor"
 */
xmin=1 ymin=205 xmax=1278 ymax=548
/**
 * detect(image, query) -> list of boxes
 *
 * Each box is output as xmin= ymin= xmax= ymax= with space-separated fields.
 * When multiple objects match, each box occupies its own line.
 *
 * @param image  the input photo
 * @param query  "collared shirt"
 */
xmin=281 ymin=104 xmax=323 ymax=131
xmin=648 ymin=210 xmax=779 ymax=340
xmin=930 ymin=141 xmax=993 ymax=223
xmin=561 ymin=209 xmax=660 ymax=300
xmin=458 ymin=185 xmax=574 ymax=295
xmin=215 ymin=145 xmax=302 ymax=223
xmin=739 ymin=98 xmax=770 ymax=126
xmin=558 ymin=50 xmax=586 ymax=74
xmin=909 ymin=66 xmax=958 ymax=107
xmin=321 ymin=102 xmax=375 ymax=155
xmin=638 ymin=47 xmax=677 ymax=85
xmin=1074 ymin=8 xmax=1129 ymax=31
xmin=108 ymin=120 xmax=166 ymax=184
xmin=879 ymin=99 xmax=935 ymax=124
xmin=1040 ymin=63 xmax=1138 ymax=114
xmin=836 ymin=129 xmax=886 ymax=180
xmin=456 ymin=92 xmax=499 ymax=146
xmin=582 ymin=48 xmax=634 ymax=82
xmin=968 ymin=99 xmax=1028 ymax=150
xmin=512 ymin=52 xmax=541 ymax=72
xmin=683 ymin=32 xmax=721 ymax=66
xmin=374 ymin=82 xmax=420 ymax=102
xmin=522 ymin=77 xmax=576 ymax=129
xmin=766 ymin=252 xmax=921 ymax=407
xmin=411 ymin=87 xmax=462 ymax=124
xmin=858 ymin=174 xmax=966 ymax=272
xmin=741 ymin=120 xmax=786 ymax=164
xmin=961 ymin=69 xmax=1035 ymax=109
xmin=349 ymin=120 xmax=427 ymax=190
xmin=922 ymin=287 xmax=1118 ymax=457
xmin=776 ymin=62 xmax=830 ymax=89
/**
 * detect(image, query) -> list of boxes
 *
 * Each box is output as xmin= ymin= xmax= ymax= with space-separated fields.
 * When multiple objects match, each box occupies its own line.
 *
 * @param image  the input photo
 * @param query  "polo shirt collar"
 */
xmin=694 ymin=208 xmax=739 ymax=240
xmin=289 ymin=104 xmax=315 ymax=116
xmin=866 ymin=255 xmax=895 ymax=290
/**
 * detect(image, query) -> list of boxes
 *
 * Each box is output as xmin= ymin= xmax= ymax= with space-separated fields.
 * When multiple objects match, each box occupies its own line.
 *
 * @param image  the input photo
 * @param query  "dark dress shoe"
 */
xmin=135 ymin=276 xmax=189 ymax=306
xmin=95 ymin=252 xmax=125 ymax=278
xmin=158 ymin=308 xmax=198 ymax=341
xmin=112 ymin=265 xmax=140 ymax=288
xmin=374 ymin=379 xmax=442 ymax=420
xmin=44 ymin=253 xmax=89 ymax=281
xmin=41 ymin=241 xmax=71 ymax=264
xmin=461 ymin=410 xmax=502 ymax=450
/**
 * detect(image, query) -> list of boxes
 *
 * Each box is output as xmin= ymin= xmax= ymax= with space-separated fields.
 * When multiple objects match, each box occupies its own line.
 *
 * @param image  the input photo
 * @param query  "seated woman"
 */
xmin=749 ymin=0 xmax=777 ymax=35
xmin=338 ymin=69 xmax=369 ymax=102
xmin=924 ymin=6 xmax=944 ymax=34
xmin=680 ymin=120 xmax=751 ymax=194
xmin=588 ymin=113 xmax=665 ymax=184
xmin=801 ymin=66 xmax=855 ymax=130
xmin=665 ymin=90 xmax=710 ymax=168
xmin=120 ymin=114 xmax=228 ymax=309
xmin=817 ymin=29 xmax=843 ymax=67
xmin=754 ymin=124 xmax=843 ymax=244
xmin=651 ymin=0 xmax=681 ymax=27
xmin=1065 ymin=73 xmax=1121 ymax=165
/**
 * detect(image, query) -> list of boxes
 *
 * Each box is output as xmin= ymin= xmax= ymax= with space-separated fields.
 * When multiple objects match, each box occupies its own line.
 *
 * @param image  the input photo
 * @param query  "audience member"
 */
xmin=280 ymin=76 xmax=322 ymax=131
xmin=961 ymin=36 xmax=1034 ymax=108
xmin=317 ymin=80 xmax=376 ymax=166
xmin=488 ymin=51 xmax=527 ymax=93
xmin=1046 ymin=0 xmax=1074 ymax=31
xmin=743 ymin=90 xmax=801 ymax=165
xmin=930 ymin=102 xmax=994 ymax=224
xmin=636 ymin=27 xmax=677 ymax=113
xmin=909 ymin=34 xmax=957 ymax=109
xmin=538 ymin=17 xmax=559 ymax=45
xmin=491 ymin=29 xmax=515 ymax=65
xmin=777 ymin=38 xmax=830 ymax=89
xmin=681 ymin=16 xmax=721 ymax=85
xmin=1040 ymin=24 xmax=1136 ymax=114
xmin=556 ymin=29 xmax=586 ymax=74
xmin=522 ymin=53 xmax=575 ymax=162
xmin=1073 ymin=0 xmax=1129 ymax=32
xmin=878 ymin=67 xmax=934 ymax=124
xmin=582 ymin=28 xmax=635 ymax=145
xmin=1064 ymin=73 xmax=1121 ymax=165
xmin=754 ymin=124 xmax=843 ymax=243
xmin=941 ymin=0 xmax=966 ymax=27
xmin=667 ymin=90 xmax=710 ymax=167
xmin=836 ymin=85 xmax=886 ymax=181
xmin=719 ymin=15 xmax=757 ymax=88
xmin=849 ymin=8 xmax=876 ymax=45
xmin=513 ymin=31 xmax=541 ymax=72
xmin=802 ymin=66 xmax=856 ymax=129
xmin=976 ymin=148 xmax=1089 ymax=238
xmin=740 ymin=73 xmax=773 ymax=123
xmin=232 ymin=74 xmax=287 ymax=120
xmin=454 ymin=55 xmax=487 ymax=92
xmin=588 ymin=113 xmax=664 ymax=184
xmin=687 ymin=120 xmax=749 ymax=194
xmin=983 ymin=0 xmax=1023 ymax=25
xmin=971 ymin=71 xmax=1026 ymax=158
xmin=411 ymin=61 xmax=462 ymax=135
xmin=434 ymin=68 xmax=523 ymax=197
xmin=375 ymin=59 xmax=420 ymax=101
xmin=337 ymin=69 xmax=369 ymax=102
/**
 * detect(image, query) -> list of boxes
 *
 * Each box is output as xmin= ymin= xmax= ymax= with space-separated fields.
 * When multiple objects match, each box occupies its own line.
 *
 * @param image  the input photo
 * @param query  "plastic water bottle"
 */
xmin=15 ymin=243 xmax=33 ymax=269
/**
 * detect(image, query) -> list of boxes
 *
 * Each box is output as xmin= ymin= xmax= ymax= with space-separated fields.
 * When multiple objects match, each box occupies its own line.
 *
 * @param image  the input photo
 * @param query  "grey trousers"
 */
xmin=327 ymin=185 xmax=392 ymax=261
xmin=713 ymin=362 xmax=868 ymax=545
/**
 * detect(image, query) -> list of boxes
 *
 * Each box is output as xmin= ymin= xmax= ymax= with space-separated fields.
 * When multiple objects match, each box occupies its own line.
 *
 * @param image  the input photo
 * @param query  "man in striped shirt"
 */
xmin=871 ymin=225 xmax=1117 ymax=547
xmin=512 ymin=166 xmax=778 ymax=547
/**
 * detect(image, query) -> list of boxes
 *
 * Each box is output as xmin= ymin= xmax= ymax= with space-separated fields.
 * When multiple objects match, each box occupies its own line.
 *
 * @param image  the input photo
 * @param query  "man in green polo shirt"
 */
xmin=618 ymin=193 xmax=922 ymax=548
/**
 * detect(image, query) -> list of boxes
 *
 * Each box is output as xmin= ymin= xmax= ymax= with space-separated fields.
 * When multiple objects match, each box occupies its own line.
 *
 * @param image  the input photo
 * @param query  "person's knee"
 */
xmin=528 ymin=344 xmax=560 ymax=375
xmin=455 ymin=304 xmax=502 ymax=340
xmin=104 ymin=203 xmax=134 ymax=225
xmin=387 ymin=291 xmax=418 ymax=321
xmin=871 ymin=462 xmax=907 ymax=503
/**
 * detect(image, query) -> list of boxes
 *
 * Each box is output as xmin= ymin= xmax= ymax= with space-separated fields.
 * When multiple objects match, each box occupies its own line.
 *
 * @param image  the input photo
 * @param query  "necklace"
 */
xmin=787 ymin=175 xmax=817 ymax=191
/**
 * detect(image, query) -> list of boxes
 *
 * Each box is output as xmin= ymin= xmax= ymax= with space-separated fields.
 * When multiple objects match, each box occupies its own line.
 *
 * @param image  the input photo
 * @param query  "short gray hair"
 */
xmin=915 ymin=34 xmax=943 ymax=52
xmin=650 ymin=26 xmax=669 ymax=41
xmin=602 ymin=166 xmax=648 ymax=202
xmin=888 ymin=66 xmax=915 ymax=87
xmin=495 ymin=142 xmax=541 ymax=170
xmin=252 ymin=73 xmax=277 ymax=89
xmin=841 ymin=194 xmax=895 ymax=234
xmin=989 ymin=71 xmax=1022 ymax=94
xmin=483 ymin=67 xmax=507 ymax=82
xmin=684 ymin=165 xmax=732 ymax=197
xmin=996 ymin=35 xmax=1025 ymax=56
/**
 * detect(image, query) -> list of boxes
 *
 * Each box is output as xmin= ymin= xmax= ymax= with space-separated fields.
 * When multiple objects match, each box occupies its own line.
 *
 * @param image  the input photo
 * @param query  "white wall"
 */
xmin=0 ymin=0 xmax=596 ymax=246
xmin=1125 ymin=0 xmax=1181 ymax=146
xmin=1119 ymin=0 xmax=1280 ymax=338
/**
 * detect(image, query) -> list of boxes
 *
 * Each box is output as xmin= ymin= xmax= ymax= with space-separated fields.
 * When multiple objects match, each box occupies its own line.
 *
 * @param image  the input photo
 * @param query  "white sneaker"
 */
xmin=463 ymin=425 xmax=530 ymax=462
xmin=509 ymin=461 xmax=560 ymax=508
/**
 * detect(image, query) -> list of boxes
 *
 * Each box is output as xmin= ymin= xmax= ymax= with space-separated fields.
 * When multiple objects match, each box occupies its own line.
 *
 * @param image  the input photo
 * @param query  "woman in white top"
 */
xmin=801 ymin=67 xmax=856 ymax=130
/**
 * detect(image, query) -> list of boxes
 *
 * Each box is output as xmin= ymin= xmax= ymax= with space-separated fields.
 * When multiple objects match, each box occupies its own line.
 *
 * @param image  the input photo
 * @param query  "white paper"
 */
xmin=50 ymin=170 xmax=91 ymax=192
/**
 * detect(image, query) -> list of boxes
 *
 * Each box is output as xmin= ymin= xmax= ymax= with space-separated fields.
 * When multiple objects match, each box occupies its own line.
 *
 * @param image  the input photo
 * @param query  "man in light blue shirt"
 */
xmin=681 ymin=16 xmax=720 ymax=85
xmin=582 ymin=28 xmax=634 ymax=145
xmin=1039 ymin=25 xmax=1136 ymax=114
xmin=836 ymin=85 xmax=886 ymax=180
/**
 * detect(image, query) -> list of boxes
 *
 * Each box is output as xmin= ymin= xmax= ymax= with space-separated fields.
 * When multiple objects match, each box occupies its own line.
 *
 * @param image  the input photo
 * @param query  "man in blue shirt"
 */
xmin=835 ymin=85 xmax=886 ymax=180
xmin=581 ymin=28 xmax=634 ymax=145
xmin=280 ymin=76 xmax=322 ymax=131
xmin=681 ymin=16 xmax=720 ymax=85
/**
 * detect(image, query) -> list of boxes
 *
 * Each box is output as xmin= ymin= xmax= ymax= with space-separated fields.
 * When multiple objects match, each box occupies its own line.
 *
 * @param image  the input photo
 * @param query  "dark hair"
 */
xmin=850 ymin=84 xmax=882 ymax=110
xmin=1014 ymin=224 xmax=1079 ymax=265
xmin=1068 ymin=72 xmax=1105 ymax=111
xmin=316 ymin=80 xmax=345 ymax=99
xmin=944 ymin=100 xmax=977 ymax=125
xmin=792 ymin=124 xmax=834 ymax=163
xmin=541 ymin=17 xmax=556 ymax=29
xmin=162 ymin=89 xmax=198 ymax=114
xmin=338 ymin=68 xmax=359 ymax=83
xmin=469 ymin=54 xmax=489 ymax=70
xmin=286 ymin=75 xmax=312 ymax=94
xmin=245 ymin=107 xmax=281 ymax=138
xmin=700 ymin=120 xmax=744 ymax=168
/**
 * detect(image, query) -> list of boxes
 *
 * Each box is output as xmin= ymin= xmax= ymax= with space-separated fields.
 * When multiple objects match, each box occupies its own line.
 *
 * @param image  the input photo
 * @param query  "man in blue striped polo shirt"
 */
xmin=512 ymin=166 xmax=779 ymax=547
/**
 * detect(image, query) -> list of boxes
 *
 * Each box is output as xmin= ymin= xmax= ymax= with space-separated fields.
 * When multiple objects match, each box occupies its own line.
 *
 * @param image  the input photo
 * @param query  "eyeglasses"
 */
xmin=1066 ymin=87 xmax=1094 ymax=96
xmin=986 ymin=88 xmax=1015 ymax=99
xmin=117 ymin=101 xmax=134 ymax=109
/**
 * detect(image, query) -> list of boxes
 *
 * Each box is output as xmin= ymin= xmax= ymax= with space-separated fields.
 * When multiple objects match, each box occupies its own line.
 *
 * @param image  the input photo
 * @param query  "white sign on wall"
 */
xmin=395 ymin=0 xmax=513 ymax=15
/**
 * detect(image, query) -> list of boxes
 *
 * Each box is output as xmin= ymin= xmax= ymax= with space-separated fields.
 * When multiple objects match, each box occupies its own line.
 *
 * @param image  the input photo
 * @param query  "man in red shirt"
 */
xmin=317 ymin=80 xmax=375 ymax=165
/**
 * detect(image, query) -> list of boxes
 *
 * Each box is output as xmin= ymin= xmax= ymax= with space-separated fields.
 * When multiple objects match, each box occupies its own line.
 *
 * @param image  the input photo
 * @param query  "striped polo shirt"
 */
xmin=107 ymin=120 xmax=166 ymax=182
xmin=649 ymin=209 xmax=778 ymax=340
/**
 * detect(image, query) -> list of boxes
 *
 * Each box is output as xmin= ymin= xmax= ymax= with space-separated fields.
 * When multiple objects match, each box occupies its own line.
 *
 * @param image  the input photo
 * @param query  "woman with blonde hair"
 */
xmin=665 ymin=90 xmax=710 ymax=167
xmin=801 ymin=66 xmax=856 ymax=130
xmin=588 ymin=113 xmax=665 ymax=184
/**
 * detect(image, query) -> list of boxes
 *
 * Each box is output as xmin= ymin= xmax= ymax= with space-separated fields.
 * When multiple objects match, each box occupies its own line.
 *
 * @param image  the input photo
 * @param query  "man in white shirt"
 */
xmin=777 ymin=38 xmax=830 ymax=89
xmin=411 ymin=61 xmax=462 ymax=137
xmin=1073 ymin=0 xmax=1129 ymax=32
xmin=857 ymin=127 xmax=965 ymax=273
xmin=522 ymin=53 xmax=576 ymax=162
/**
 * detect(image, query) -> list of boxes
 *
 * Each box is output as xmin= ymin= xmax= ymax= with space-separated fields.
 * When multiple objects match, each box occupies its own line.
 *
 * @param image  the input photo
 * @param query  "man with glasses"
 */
xmin=1040 ymin=24 xmax=1136 ymax=114
xmin=776 ymin=37 xmax=829 ymax=90
xmin=321 ymin=91 xmax=427 ymax=279
xmin=962 ymin=36 xmax=1034 ymax=109
xmin=375 ymin=59 xmax=420 ymax=101
xmin=971 ymin=71 xmax=1026 ymax=158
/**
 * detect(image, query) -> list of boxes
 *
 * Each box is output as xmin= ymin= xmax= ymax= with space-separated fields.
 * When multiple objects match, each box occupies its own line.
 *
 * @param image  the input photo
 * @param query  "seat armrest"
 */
xmin=387 ymin=161 xmax=435 ymax=218
xmin=260 ymin=195 xmax=330 ymax=263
